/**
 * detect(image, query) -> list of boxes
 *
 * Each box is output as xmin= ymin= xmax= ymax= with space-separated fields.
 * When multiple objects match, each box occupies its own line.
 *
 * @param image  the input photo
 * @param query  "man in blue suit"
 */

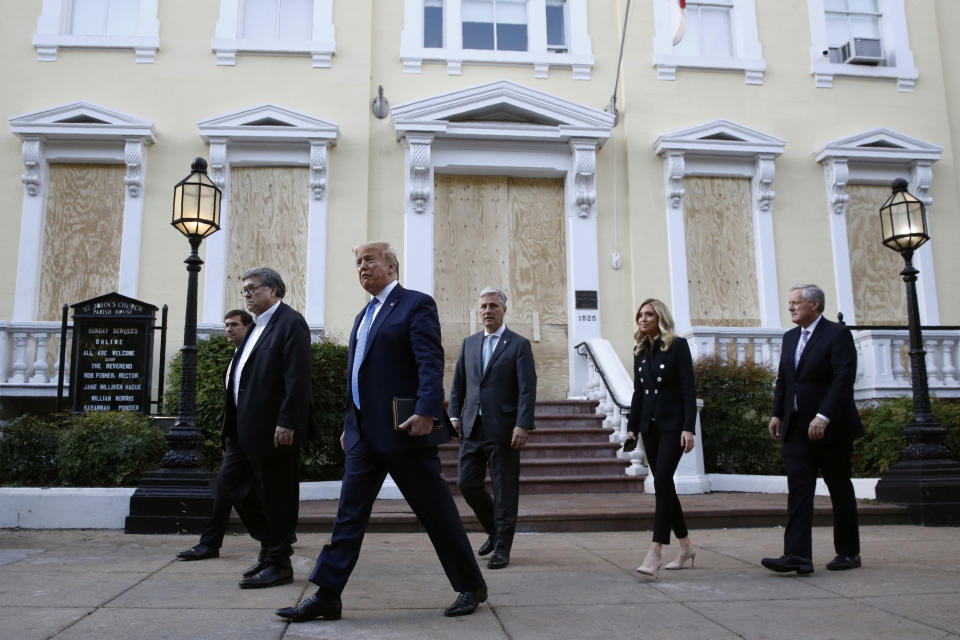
xmin=762 ymin=284 xmax=864 ymax=575
xmin=277 ymin=241 xmax=487 ymax=623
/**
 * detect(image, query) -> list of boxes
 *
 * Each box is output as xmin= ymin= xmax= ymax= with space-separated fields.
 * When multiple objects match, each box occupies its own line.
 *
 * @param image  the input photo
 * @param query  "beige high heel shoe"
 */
xmin=664 ymin=548 xmax=696 ymax=570
xmin=635 ymin=553 xmax=662 ymax=577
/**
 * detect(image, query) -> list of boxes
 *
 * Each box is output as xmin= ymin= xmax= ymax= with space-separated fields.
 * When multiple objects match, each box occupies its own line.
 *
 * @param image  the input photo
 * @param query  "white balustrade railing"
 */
xmin=0 ymin=321 xmax=70 ymax=396
xmin=682 ymin=326 xmax=960 ymax=400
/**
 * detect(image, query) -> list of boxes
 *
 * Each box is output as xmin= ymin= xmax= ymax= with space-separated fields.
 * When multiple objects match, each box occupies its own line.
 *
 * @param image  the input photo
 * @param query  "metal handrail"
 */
xmin=573 ymin=340 xmax=630 ymax=411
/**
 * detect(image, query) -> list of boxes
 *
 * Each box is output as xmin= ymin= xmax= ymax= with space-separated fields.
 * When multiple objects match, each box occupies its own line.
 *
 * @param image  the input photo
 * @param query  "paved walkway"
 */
xmin=1 ymin=524 xmax=957 ymax=639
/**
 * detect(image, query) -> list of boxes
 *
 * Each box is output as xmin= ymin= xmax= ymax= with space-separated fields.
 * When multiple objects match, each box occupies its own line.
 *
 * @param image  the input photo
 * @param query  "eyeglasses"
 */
xmin=240 ymin=284 xmax=263 ymax=297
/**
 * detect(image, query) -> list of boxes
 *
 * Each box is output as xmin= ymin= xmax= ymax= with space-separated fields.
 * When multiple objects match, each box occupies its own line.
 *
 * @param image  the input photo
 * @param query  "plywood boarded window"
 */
xmin=224 ymin=167 xmax=309 ymax=315
xmin=434 ymin=174 xmax=568 ymax=400
xmin=39 ymin=163 xmax=124 ymax=320
xmin=845 ymin=184 xmax=908 ymax=325
xmin=684 ymin=176 xmax=759 ymax=327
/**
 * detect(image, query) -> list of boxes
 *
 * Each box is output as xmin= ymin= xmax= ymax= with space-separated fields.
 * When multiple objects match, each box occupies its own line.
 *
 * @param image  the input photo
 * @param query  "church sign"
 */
xmin=70 ymin=293 xmax=158 ymax=414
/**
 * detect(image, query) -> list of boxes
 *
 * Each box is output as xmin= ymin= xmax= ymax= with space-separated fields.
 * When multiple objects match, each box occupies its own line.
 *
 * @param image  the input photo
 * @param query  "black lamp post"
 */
xmin=874 ymin=178 xmax=960 ymax=525
xmin=125 ymin=158 xmax=222 ymax=533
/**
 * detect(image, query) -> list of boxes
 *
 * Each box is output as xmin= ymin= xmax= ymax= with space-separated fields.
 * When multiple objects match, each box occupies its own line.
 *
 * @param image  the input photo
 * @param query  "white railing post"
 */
xmin=9 ymin=332 xmax=29 ymax=384
xmin=29 ymin=332 xmax=51 ymax=383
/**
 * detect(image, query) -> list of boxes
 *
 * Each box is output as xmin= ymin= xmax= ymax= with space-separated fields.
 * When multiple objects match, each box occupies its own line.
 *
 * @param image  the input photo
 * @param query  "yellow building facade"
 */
xmin=1 ymin=0 xmax=958 ymax=412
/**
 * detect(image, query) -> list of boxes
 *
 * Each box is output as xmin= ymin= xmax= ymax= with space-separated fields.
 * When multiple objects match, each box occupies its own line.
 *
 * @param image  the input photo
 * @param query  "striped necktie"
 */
xmin=795 ymin=329 xmax=810 ymax=368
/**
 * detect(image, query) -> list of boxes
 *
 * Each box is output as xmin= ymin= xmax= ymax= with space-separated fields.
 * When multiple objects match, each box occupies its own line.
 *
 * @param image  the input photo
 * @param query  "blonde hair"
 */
xmin=633 ymin=298 xmax=677 ymax=355
xmin=354 ymin=241 xmax=400 ymax=278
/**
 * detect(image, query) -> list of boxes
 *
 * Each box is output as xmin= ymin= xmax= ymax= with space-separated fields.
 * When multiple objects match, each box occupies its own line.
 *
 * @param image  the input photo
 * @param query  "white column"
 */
xmin=663 ymin=151 xmax=691 ymax=330
xmin=567 ymin=140 xmax=601 ymax=398
xmin=118 ymin=139 xmax=147 ymax=298
xmin=910 ymin=161 xmax=940 ymax=325
xmin=823 ymin=159 xmax=857 ymax=324
xmin=13 ymin=138 xmax=48 ymax=322
xmin=753 ymin=154 xmax=780 ymax=327
xmin=202 ymin=140 xmax=229 ymax=325
xmin=402 ymin=135 xmax=435 ymax=295
xmin=305 ymin=141 xmax=330 ymax=328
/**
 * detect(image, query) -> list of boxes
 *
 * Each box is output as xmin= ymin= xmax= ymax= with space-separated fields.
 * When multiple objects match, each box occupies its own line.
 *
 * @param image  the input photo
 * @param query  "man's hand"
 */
xmin=274 ymin=426 xmax=295 ymax=448
xmin=768 ymin=417 xmax=782 ymax=439
xmin=450 ymin=418 xmax=462 ymax=438
xmin=511 ymin=426 xmax=530 ymax=449
xmin=808 ymin=416 xmax=829 ymax=441
xmin=399 ymin=414 xmax=434 ymax=436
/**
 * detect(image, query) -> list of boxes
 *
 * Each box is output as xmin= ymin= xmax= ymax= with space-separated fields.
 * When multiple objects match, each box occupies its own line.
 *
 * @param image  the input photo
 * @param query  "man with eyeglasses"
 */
xmin=176 ymin=309 xmax=252 ymax=563
xmin=216 ymin=267 xmax=312 ymax=589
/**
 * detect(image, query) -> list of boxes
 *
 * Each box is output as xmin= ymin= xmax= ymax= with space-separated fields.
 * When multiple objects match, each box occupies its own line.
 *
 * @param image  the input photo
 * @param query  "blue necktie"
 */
xmin=351 ymin=298 xmax=379 ymax=408
xmin=483 ymin=334 xmax=495 ymax=373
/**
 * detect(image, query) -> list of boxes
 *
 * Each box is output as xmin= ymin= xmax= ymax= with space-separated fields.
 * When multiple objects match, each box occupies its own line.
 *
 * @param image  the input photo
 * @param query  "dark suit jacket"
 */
xmin=342 ymin=284 xmax=453 ymax=453
xmin=627 ymin=336 xmax=696 ymax=436
xmin=772 ymin=316 xmax=864 ymax=443
xmin=222 ymin=302 xmax=313 ymax=459
xmin=448 ymin=327 xmax=537 ymax=442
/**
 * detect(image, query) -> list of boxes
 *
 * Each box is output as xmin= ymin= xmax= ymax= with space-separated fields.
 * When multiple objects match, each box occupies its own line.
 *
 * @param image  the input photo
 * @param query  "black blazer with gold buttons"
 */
xmin=626 ymin=336 xmax=696 ymax=435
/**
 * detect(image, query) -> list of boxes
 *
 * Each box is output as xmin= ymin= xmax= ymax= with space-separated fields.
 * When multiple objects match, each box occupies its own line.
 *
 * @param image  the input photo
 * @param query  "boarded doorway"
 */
xmin=433 ymin=174 xmax=568 ymax=400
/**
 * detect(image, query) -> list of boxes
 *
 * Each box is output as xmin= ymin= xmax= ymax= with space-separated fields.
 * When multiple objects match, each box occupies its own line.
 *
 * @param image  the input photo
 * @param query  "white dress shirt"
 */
xmin=233 ymin=298 xmax=281 ymax=405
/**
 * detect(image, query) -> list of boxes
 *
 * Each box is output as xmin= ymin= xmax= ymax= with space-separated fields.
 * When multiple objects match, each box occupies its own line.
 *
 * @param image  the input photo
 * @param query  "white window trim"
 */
xmin=654 ymin=120 xmax=785 ymax=331
xmin=807 ymin=0 xmax=918 ymax=92
xmin=33 ymin=0 xmax=160 ymax=63
xmin=211 ymin=0 xmax=336 ymax=67
xmin=196 ymin=104 xmax=339 ymax=334
xmin=815 ymin=128 xmax=942 ymax=326
xmin=8 ymin=101 xmax=157 ymax=321
xmin=400 ymin=0 xmax=594 ymax=79
xmin=391 ymin=79 xmax=614 ymax=395
xmin=653 ymin=0 xmax=766 ymax=84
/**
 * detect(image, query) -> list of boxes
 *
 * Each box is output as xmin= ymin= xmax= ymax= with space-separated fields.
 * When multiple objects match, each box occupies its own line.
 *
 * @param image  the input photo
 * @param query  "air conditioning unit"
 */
xmin=841 ymin=38 xmax=883 ymax=65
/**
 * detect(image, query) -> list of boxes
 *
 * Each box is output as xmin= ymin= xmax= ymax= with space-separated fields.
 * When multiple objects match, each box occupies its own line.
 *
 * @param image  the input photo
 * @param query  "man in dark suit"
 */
xmin=276 ymin=242 xmax=486 ymax=623
xmin=177 ymin=309 xmax=252 ymax=561
xmin=220 ymin=267 xmax=312 ymax=589
xmin=762 ymin=284 xmax=864 ymax=575
xmin=449 ymin=286 xmax=536 ymax=570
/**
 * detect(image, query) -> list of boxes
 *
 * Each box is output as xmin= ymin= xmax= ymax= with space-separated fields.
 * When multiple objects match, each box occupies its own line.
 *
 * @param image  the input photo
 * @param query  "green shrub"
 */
xmin=0 ymin=414 xmax=64 ymax=486
xmin=57 ymin=412 xmax=166 ymax=486
xmin=301 ymin=341 xmax=349 ymax=480
xmin=694 ymin=355 xmax=785 ymax=475
xmin=163 ymin=334 xmax=235 ymax=470
xmin=164 ymin=335 xmax=349 ymax=480
xmin=854 ymin=396 xmax=960 ymax=476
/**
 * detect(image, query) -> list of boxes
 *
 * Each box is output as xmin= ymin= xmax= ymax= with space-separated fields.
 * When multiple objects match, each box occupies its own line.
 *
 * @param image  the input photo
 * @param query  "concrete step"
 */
xmin=441 ymin=473 xmax=645 ymax=494
xmin=532 ymin=413 xmax=606 ymax=429
xmin=439 ymin=441 xmax=622 ymax=460
xmin=440 ymin=457 xmax=630 ymax=477
xmin=535 ymin=400 xmax=599 ymax=415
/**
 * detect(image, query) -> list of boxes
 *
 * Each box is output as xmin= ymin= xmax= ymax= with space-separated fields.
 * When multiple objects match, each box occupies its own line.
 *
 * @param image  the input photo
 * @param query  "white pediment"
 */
xmin=9 ymin=101 xmax=156 ymax=142
xmin=655 ymin=119 xmax=784 ymax=157
xmin=197 ymin=104 xmax=339 ymax=143
xmin=391 ymin=80 xmax=614 ymax=143
xmin=815 ymin=128 xmax=941 ymax=164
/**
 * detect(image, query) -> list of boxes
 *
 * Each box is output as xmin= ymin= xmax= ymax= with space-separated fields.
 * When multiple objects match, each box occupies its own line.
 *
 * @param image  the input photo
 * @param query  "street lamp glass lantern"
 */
xmin=172 ymin=157 xmax=221 ymax=240
xmin=879 ymin=178 xmax=928 ymax=253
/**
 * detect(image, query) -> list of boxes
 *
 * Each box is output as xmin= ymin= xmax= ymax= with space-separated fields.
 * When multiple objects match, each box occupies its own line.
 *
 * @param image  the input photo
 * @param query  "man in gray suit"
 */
xmin=449 ymin=287 xmax=537 ymax=569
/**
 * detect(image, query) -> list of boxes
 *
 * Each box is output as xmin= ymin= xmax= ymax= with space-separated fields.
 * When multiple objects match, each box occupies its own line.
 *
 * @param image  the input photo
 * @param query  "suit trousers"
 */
xmin=309 ymin=433 xmax=484 ymax=595
xmin=641 ymin=422 xmax=688 ymax=545
xmin=457 ymin=416 xmax=521 ymax=553
xmin=218 ymin=437 xmax=299 ymax=566
xmin=198 ymin=462 xmax=235 ymax=549
xmin=782 ymin=416 xmax=860 ymax=559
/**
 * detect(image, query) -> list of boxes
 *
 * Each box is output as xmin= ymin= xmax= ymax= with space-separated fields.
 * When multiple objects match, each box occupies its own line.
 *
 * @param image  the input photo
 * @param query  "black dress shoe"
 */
xmin=243 ymin=550 xmax=268 ymax=579
xmin=761 ymin=554 xmax=814 ymax=575
xmin=487 ymin=553 xmax=509 ymax=569
xmin=177 ymin=544 xmax=219 ymax=561
xmin=826 ymin=554 xmax=861 ymax=571
xmin=443 ymin=584 xmax=488 ymax=617
xmin=238 ymin=564 xmax=293 ymax=589
xmin=276 ymin=591 xmax=343 ymax=622
xmin=478 ymin=536 xmax=495 ymax=556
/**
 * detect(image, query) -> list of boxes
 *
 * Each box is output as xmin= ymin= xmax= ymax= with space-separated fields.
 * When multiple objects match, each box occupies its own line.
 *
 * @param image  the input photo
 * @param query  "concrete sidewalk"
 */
xmin=0 ymin=525 xmax=957 ymax=640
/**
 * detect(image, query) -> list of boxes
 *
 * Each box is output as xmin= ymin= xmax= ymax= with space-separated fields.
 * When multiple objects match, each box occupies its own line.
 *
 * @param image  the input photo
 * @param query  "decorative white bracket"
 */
xmin=21 ymin=138 xmax=43 ymax=197
xmin=310 ymin=141 xmax=329 ymax=201
xmin=571 ymin=140 xmax=598 ymax=218
xmin=407 ymin=135 xmax=433 ymax=214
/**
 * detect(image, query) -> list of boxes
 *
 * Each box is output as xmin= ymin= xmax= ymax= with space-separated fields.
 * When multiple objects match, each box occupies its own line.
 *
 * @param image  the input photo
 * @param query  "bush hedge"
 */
xmin=0 ymin=414 xmax=64 ymax=486
xmin=0 ymin=411 xmax=165 ymax=487
xmin=694 ymin=355 xmax=785 ymax=475
xmin=57 ymin=412 xmax=166 ymax=486
xmin=163 ymin=335 xmax=349 ymax=480
xmin=853 ymin=396 xmax=960 ymax=476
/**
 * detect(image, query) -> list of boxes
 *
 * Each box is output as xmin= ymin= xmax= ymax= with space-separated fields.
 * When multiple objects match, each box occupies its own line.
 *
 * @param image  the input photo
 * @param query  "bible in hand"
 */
xmin=392 ymin=397 xmax=443 ymax=431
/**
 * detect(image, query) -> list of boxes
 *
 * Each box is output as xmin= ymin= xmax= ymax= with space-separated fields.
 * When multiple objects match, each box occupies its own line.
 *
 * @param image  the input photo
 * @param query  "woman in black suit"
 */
xmin=626 ymin=298 xmax=697 ymax=576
